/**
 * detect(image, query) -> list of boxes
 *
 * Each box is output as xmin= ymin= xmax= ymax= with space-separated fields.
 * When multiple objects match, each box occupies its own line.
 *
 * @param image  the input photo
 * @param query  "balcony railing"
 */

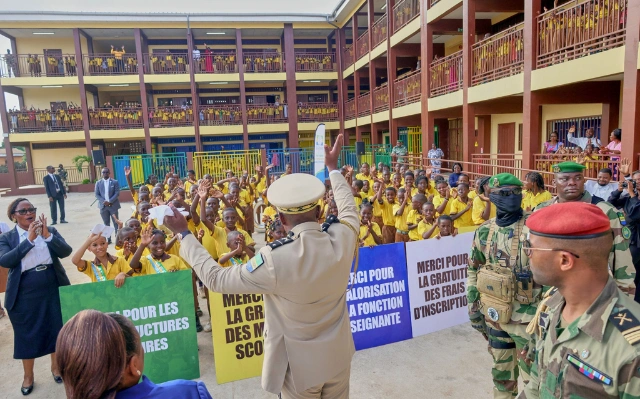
xmin=295 ymin=53 xmax=336 ymax=71
xmin=148 ymin=106 xmax=195 ymax=128
xmin=88 ymin=107 xmax=143 ymax=130
xmin=0 ymin=54 xmax=78 ymax=78
xmin=143 ymin=53 xmax=190 ymax=74
xmin=345 ymin=98 xmax=356 ymax=120
xmin=430 ymin=50 xmax=463 ymax=97
xmin=244 ymin=53 xmax=284 ymax=73
xmin=343 ymin=45 xmax=355 ymax=68
xmin=393 ymin=0 xmax=420 ymax=34
xmin=372 ymin=14 xmax=388 ymax=49
xmin=537 ymin=0 xmax=628 ymax=68
xmin=34 ymin=166 xmax=92 ymax=184
xmin=198 ymin=105 xmax=242 ymax=126
xmin=534 ymin=153 xmax=621 ymax=180
xmin=357 ymin=93 xmax=371 ymax=117
xmin=194 ymin=51 xmax=238 ymax=73
xmin=7 ymin=109 xmax=84 ymax=133
xmin=472 ymin=24 xmax=524 ymax=86
xmin=246 ymin=104 xmax=287 ymax=123
xmin=373 ymin=84 xmax=390 ymax=113
xmin=83 ymin=53 xmax=138 ymax=75
xmin=395 ymin=70 xmax=421 ymax=107
xmin=356 ymin=31 xmax=370 ymax=60
xmin=298 ymin=103 xmax=339 ymax=122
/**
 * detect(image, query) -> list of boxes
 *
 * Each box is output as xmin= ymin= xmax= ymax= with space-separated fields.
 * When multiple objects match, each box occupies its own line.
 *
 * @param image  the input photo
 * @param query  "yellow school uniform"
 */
xmin=359 ymin=223 xmax=382 ymax=247
xmin=218 ymin=252 xmax=250 ymax=268
xmin=433 ymin=194 xmax=451 ymax=216
xmin=115 ymin=247 xmax=150 ymax=261
xmin=200 ymin=224 xmax=226 ymax=260
xmin=521 ymin=190 xmax=552 ymax=210
xmin=355 ymin=173 xmax=374 ymax=187
xmin=138 ymin=254 xmax=189 ymax=275
xmin=373 ymin=199 xmax=396 ymax=227
xmin=354 ymin=195 xmax=363 ymax=209
xmin=406 ymin=209 xmax=422 ymax=241
xmin=472 ymin=196 xmax=496 ymax=225
xmin=449 ymin=197 xmax=474 ymax=229
xmin=263 ymin=205 xmax=278 ymax=222
xmin=81 ymin=256 xmax=131 ymax=282
xmin=393 ymin=204 xmax=411 ymax=232
xmin=417 ymin=220 xmax=439 ymax=239
xmin=370 ymin=197 xmax=383 ymax=219
xmin=212 ymin=227 xmax=254 ymax=256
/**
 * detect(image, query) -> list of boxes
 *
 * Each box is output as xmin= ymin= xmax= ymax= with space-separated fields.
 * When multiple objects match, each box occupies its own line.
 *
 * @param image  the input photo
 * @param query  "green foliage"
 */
xmin=72 ymin=155 xmax=93 ymax=173
xmin=82 ymin=178 xmax=90 ymax=184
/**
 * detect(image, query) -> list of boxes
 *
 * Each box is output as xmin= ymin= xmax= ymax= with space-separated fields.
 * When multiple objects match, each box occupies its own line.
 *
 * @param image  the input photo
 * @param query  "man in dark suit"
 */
xmin=43 ymin=165 xmax=67 ymax=225
xmin=94 ymin=167 xmax=121 ymax=244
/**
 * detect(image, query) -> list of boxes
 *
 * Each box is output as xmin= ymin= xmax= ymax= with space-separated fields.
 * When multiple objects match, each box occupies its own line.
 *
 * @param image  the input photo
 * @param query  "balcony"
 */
xmin=246 ymin=104 xmax=287 ymax=124
xmin=357 ymin=93 xmax=371 ymax=117
xmin=194 ymin=51 xmax=238 ymax=74
xmin=83 ymin=53 xmax=138 ymax=76
xmin=148 ymin=106 xmax=194 ymax=128
xmin=142 ymin=53 xmax=190 ymax=74
xmin=198 ymin=105 xmax=242 ymax=126
xmin=244 ymin=53 xmax=284 ymax=73
xmin=343 ymin=45 xmax=355 ymax=69
xmin=88 ymin=107 xmax=143 ymax=130
xmin=295 ymin=53 xmax=336 ymax=72
xmin=298 ymin=103 xmax=339 ymax=122
xmin=373 ymin=84 xmax=390 ymax=113
xmin=472 ymin=24 xmax=524 ymax=86
xmin=1 ymin=54 xmax=78 ymax=78
xmin=356 ymin=31 xmax=370 ymax=60
xmin=345 ymin=98 xmax=356 ymax=120
xmin=394 ymin=70 xmax=421 ymax=107
xmin=537 ymin=0 xmax=627 ymax=69
xmin=393 ymin=0 xmax=420 ymax=34
xmin=430 ymin=51 xmax=462 ymax=97
xmin=372 ymin=14 xmax=388 ymax=49
xmin=7 ymin=108 xmax=84 ymax=133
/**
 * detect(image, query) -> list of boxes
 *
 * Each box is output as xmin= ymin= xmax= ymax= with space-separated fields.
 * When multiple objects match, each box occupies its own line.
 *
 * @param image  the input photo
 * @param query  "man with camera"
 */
xmin=608 ymin=159 xmax=640 ymax=303
xmin=534 ymin=161 xmax=636 ymax=297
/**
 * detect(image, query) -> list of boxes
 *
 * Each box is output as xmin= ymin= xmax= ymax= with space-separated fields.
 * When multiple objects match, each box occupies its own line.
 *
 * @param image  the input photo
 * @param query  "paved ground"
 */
xmin=0 ymin=192 xmax=495 ymax=399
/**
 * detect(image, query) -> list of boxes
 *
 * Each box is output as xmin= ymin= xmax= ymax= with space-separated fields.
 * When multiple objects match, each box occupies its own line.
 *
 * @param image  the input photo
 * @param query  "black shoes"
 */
xmin=50 ymin=222 xmax=57 ymax=226
xmin=60 ymin=220 xmax=68 ymax=224
xmin=52 ymin=372 xmax=63 ymax=384
xmin=21 ymin=384 xmax=33 ymax=396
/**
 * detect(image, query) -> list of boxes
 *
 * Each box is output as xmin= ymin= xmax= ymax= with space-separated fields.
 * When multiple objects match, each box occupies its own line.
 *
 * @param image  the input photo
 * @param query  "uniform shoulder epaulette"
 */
xmin=321 ymin=214 xmax=340 ymax=232
xmin=268 ymin=236 xmax=294 ymax=250
xmin=609 ymin=306 xmax=640 ymax=345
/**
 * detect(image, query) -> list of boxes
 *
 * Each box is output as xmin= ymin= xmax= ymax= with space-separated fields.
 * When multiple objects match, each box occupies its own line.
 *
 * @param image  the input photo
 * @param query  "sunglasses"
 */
xmin=522 ymin=239 xmax=580 ymax=258
xmin=491 ymin=187 xmax=522 ymax=196
xmin=14 ymin=207 xmax=37 ymax=215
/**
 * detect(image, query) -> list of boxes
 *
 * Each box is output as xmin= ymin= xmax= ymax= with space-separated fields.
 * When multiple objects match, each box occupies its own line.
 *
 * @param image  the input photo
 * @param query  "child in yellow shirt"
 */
xmin=352 ymin=180 xmax=364 ymax=209
xmin=218 ymin=230 xmax=251 ymax=267
xmin=433 ymin=180 xmax=452 ymax=216
xmin=436 ymin=215 xmax=457 ymax=239
xmin=359 ymin=203 xmax=382 ymax=247
xmin=373 ymin=183 xmax=397 ymax=244
xmin=71 ymin=230 xmax=131 ymax=287
xmin=370 ymin=180 xmax=384 ymax=229
xmin=407 ymin=194 xmax=428 ymax=241
xmin=449 ymin=183 xmax=474 ymax=229
xmin=268 ymin=217 xmax=287 ymax=242
xmin=393 ymin=188 xmax=412 ymax=243
xmin=129 ymin=226 xmax=189 ymax=275
xmin=114 ymin=227 xmax=149 ymax=261
xmin=472 ymin=176 xmax=496 ymax=225
xmin=418 ymin=202 xmax=439 ymax=239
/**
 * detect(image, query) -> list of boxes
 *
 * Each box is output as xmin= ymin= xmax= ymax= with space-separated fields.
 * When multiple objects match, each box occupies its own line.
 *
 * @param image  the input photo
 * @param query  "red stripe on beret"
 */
xmin=526 ymin=202 xmax=611 ymax=238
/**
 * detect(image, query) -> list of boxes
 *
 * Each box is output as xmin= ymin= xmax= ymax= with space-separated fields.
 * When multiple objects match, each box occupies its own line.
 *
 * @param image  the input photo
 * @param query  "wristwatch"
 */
xmin=177 ymin=230 xmax=192 ymax=241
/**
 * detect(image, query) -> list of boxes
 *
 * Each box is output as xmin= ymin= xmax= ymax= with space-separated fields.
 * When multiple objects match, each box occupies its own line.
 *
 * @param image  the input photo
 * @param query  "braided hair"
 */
xmin=525 ymin=172 xmax=545 ymax=191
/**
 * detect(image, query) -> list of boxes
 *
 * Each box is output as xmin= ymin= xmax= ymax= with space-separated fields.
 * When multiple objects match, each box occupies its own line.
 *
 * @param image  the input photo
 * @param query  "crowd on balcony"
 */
xmin=88 ymin=102 xmax=143 ymax=129
xmin=297 ymin=103 xmax=338 ymax=120
xmin=2 ymin=51 xmax=78 ymax=77
xmin=87 ymin=46 xmax=137 ymax=74
xmin=7 ymin=105 xmax=83 ymax=133
xmin=198 ymin=106 xmax=243 ymax=125
xmin=294 ymin=55 xmax=334 ymax=71
xmin=244 ymin=54 xmax=282 ymax=72
xmin=192 ymin=45 xmax=237 ymax=73
xmin=247 ymin=103 xmax=286 ymax=121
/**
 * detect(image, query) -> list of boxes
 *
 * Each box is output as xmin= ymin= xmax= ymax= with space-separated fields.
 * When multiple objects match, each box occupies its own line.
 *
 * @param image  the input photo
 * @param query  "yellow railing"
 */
xmin=192 ymin=150 xmax=261 ymax=181
xmin=406 ymin=127 xmax=421 ymax=153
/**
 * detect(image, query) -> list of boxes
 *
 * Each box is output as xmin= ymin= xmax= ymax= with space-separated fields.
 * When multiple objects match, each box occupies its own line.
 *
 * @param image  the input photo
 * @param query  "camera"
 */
xmin=622 ymin=180 xmax=637 ymax=189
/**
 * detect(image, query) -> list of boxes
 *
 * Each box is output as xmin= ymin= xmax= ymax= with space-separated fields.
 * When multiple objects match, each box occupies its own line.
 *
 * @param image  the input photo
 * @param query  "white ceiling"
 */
xmin=0 ymin=28 xmax=74 ymax=38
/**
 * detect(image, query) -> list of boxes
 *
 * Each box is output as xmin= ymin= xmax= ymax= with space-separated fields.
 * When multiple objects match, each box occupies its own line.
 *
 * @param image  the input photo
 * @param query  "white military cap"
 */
xmin=267 ymin=173 xmax=325 ymax=214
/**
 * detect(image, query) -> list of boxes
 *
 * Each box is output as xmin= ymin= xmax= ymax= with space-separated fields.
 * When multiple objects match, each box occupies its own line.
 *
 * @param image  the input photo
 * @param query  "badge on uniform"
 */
xmin=246 ymin=253 xmax=264 ymax=273
xmin=566 ymin=354 xmax=612 ymax=385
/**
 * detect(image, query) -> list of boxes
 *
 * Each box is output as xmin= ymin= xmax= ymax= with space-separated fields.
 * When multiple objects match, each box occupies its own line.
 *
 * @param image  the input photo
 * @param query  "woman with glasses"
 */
xmin=0 ymin=197 xmax=72 ymax=396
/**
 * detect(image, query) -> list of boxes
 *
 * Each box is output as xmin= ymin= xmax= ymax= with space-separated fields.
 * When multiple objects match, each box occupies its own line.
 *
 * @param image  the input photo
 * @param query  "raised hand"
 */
xmin=39 ymin=214 xmax=50 ymax=239
xmin=620 ymin=158 xmax=631 ymax=176
xmin=28 ymin=219 xmax=41 ymax=242
xmin=140 ymin=226 xmax=153 ymax=247
xmin=325 ymin=133 xmax=344 ymax=172
xmin=124 ymin=166 xmax=131 ymax=177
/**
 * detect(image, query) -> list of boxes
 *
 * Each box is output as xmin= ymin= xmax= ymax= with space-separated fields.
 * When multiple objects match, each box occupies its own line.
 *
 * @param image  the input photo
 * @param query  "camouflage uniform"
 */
xmin=519 ymin=278 xmax=640 ymax=398
xmin=469 ymin=215 xmax=542 ymax=399
xmin=534 ymin=192 xmax=636 ymax=297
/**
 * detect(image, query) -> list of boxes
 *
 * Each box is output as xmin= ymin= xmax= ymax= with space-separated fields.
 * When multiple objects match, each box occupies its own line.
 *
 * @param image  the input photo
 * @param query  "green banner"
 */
xmin=59 ymin=270 xmax=200 ymax=383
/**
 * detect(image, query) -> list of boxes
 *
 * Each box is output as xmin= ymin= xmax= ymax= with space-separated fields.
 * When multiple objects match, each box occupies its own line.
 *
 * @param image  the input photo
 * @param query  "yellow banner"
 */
xmin=209 ymin=291 xmax=265 ymax=384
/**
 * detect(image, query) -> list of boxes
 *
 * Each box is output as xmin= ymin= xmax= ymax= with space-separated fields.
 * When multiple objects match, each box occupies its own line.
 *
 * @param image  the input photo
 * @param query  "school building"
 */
xmin=0 ymin=0 xmax=637 ymax=192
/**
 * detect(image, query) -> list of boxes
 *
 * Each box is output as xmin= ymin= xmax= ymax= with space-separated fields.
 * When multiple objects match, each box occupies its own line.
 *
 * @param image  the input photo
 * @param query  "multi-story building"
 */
xmin=0 ymin=0 xmax=636 ymax=190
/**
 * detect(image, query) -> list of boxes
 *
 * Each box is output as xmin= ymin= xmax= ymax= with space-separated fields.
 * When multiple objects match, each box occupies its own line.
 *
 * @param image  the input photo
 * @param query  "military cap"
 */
xmin=552 ymin=161 xmax=586 ymax=173
xmin=526 ymin=202 xmax=611 ymax=239
xmin=267 ymin=173 xmax=325 ymax=215
xmin=488 ymin=173 xmax=523 ymax=188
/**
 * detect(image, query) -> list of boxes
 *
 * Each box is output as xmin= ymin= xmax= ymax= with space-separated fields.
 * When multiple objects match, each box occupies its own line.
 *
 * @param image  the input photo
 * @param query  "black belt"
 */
xmin=488 ymin=327 xmax=512 ymax=339
xmin=489 ymin=339 xmax=516 ymax=350
xmin=23 ymin=264 xmax=50 ymax=274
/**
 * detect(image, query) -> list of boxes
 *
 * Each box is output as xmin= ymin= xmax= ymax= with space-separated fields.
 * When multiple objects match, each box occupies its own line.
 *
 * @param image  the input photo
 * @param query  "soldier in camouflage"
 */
xmin=533 ymin=161 xmax=636 ymax=297
xmin=520 ymin=201 xmax=640 ymax=398
xmin=468 ymin=173 xmax=541 ymax=399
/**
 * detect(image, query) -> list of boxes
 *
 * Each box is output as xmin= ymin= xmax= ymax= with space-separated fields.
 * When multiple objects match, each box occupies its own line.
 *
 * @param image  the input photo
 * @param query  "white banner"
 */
xmin=405 ymin=233 xmax=474 ymax=337
xmin=313 ymin=123 xmax=326 ymax=181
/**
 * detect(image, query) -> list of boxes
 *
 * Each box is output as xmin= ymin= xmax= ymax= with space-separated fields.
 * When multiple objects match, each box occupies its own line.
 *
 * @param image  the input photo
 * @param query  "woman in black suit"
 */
xmin=0 ymin=197 xmax=72 ymax=396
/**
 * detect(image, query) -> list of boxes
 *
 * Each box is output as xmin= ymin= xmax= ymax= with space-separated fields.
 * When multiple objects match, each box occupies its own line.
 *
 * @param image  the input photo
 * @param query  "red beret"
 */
xmin=527 ymin=202 xmax=611 ymax=239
